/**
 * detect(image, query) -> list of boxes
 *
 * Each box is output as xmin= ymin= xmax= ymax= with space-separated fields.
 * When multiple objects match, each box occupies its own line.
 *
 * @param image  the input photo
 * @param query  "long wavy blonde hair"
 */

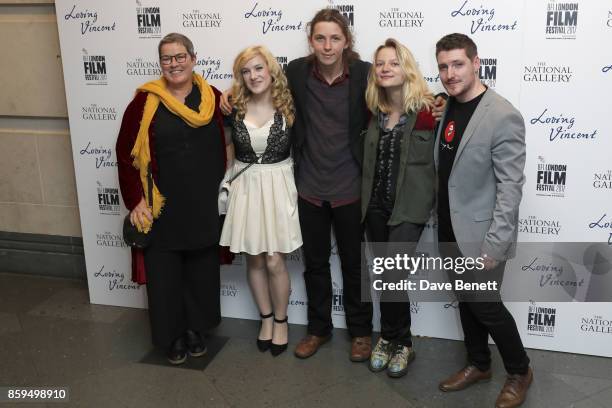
xmin=231 ymin=45 xmax=294 ymax=126
xmin=365 ymin=38 xmax=434 ymax=114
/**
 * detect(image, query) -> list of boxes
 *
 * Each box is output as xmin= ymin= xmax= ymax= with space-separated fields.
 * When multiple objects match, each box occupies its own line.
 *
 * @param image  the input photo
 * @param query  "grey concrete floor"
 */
xmin=1 ymin=272 xmax=611 ymax=408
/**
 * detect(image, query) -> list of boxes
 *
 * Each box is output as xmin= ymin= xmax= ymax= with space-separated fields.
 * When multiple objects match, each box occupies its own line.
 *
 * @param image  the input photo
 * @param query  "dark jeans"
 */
xmin=298 ymin=197 xmax=373 ymax=338
xmin=442 ymin=243 xmax=530 ymax=375
xmin=144 ymin=245 xmax=221 ymax=349
xmin=365 ymin=203 xmax=424 ymax=347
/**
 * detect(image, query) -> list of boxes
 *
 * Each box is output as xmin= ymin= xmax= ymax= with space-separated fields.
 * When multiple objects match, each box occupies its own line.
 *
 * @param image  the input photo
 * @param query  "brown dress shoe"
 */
xmin=350 ymin=336 xmax=372 ymax=362
xmin=495 ymin=367 xmax=533 ymax=408
xmin=439 ymin=365 xmax=492 ymax=392
xmin=294 ymin=334 xmax=331 ymax=359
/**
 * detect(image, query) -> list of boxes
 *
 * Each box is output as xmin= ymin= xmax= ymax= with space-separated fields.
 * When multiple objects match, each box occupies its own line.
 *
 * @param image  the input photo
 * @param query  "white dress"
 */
xmin=219 ymin=116 xmax=302 ymax=255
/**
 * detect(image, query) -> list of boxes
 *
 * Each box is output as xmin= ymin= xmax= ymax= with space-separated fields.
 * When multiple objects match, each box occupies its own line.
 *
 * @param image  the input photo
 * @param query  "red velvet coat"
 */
xmin=116 ymin=86 xmax=232 ymax=284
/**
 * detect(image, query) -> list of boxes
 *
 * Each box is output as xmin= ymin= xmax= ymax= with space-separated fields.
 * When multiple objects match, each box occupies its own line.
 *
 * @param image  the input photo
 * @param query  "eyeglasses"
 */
xmin=160 ymin=53 xmax=188 ymax=65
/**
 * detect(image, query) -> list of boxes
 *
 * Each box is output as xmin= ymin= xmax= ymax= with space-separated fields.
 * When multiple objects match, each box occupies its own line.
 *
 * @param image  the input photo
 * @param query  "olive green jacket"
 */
xmin=361 ymin=110 xmax=436 ymax=226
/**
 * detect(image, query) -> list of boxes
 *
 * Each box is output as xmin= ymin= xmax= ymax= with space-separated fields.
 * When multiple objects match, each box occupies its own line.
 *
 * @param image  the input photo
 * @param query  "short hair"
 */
xmin=306 ymin=8 xmax=359 ymax=63
xmin=435 ymin=33 xmax=478 ymax=60
xmin=158 ymin=33 xmax=196 ymax=59
xmin=365 ymin=38 xmax=434 ymax=114
xmin=231 ymin=45 xmax=295 ymax=126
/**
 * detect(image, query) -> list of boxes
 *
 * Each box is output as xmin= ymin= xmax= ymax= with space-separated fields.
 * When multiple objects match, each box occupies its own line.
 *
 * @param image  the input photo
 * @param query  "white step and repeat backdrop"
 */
xmin=55 ymin=0 xmax=612 ymax=357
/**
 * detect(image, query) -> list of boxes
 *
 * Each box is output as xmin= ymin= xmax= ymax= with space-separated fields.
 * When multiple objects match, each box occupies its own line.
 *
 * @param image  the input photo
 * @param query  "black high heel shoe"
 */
xmin=270 ymin=316 xmax=289 ymax=357
xmin=257 ymin=312 xmax=274 ymax=352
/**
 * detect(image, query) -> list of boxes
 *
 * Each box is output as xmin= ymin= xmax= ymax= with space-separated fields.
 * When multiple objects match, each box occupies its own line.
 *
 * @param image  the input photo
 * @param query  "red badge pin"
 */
xmin=444 ymin=120 xmax=456 ymax=143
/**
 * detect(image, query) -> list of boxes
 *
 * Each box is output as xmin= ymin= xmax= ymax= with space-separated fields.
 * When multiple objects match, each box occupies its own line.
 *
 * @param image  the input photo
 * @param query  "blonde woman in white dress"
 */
xmin=220 ymin=45 xmax=301 ymax=356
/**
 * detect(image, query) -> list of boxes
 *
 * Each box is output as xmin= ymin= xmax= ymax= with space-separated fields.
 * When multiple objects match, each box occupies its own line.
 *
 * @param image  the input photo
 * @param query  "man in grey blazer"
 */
xmin=434 ymin=33 xmax=533 ymax=408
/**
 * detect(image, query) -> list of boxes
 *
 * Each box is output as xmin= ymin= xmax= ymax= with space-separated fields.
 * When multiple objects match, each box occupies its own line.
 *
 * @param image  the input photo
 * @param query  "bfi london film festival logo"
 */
xmin=276 ymin=56 xmax=288 ymax=72
xmin=519 ymin=215 xmax=561 ymax=236
xmin=82 ymin=50 xmax=107 ymax=86
xmin=450 ymin=0 xmax=518 ymax=34
xmin=331 ymin=3 xmax=355 ymax=27
xmin=243 ymin=2 xmax=303 ymax=35
xmin=535 ymin=157 xmax=566 ymax=198
xmin=530 ymin=109 xmax=597 ymax=142
xmin=527 ymin=302 xmax=556 ymax=337
xmin=63 ymin=5 xmax=116 ymax=35
xmin=478 ymin=57 xmax=497 ymax=88
xmin=94 ymin=265 xmax=139 ymax=291
xmin=593 ymin=170 xmax=612 ymax=190
xmin=523 ymin=62 xmax=572 ymax=83
xmin=545 ymin=1 xmax=578 ymax=40
xmin=126 ymin=57 xmax=161 ymax=77
xmin=97 ymin=181 xmax=120 ymax=215
xmin=136 ymin=1 xmax=161 ymax=38
xmin=96 ymin=231 xmax=128 ymax=249
xmin=181 ymin=9 xmax=222 ymax=28
xmin=588 ymin=214 xmax=612 ymax=246
xmin=196 ymin=56 xmax=232 ymax=81
xmin=378 ymin=7 xmax=424 ymax=28
xmin=81 ymin=104 xmax=117 ymax=121
xmin=332 ymin=282 xmax=344 ymax=315
xmin=80 ymin=142 xmax=117 ymax=170
xmin=580 ymin=315 xmax=612 ymax=335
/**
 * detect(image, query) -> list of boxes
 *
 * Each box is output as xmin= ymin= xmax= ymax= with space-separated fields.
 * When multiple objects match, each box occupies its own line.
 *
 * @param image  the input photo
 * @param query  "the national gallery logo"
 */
xmin=220 ymin=282 xmax=239 ymax=297
xmin=136 ymin=1 xmax=161 ymax=38
xmin=126 ymin=57 xmax=161 ymax=77
xmin=535 ymin=158 xmax=567 ymax=198
xmin=518 ymin=215 xmax=561 ymax=236
xmin=81 ymin=104 xmax=117 ymax=121
xmin=607 ymin=10 xmax=612 ymax=28
xmin=378 ymin=8 xmax=424 ymax=28
xmin=527 ymin=302 xmax=556 ymax=337
xmin=96 ymin=231 xmax=128 ymax=249
xmin=64 ymin=5 xmax=116 ymax=36
xmin=181 ymin=9 xmax=222 ymax=28
xmin=450 ymin=0 xmax=517 ymax=34
xmin=523 ymin=62 xmax=572 ymax=83
xmin=478 ymin=57 xmax=497 ymax=88
xmin=97 ymin=181 xmax=120 ymax=215
xmin=580 ymin=315 xmax=612 ymax=335
xmin=593 ymin=170 xmax=612 ymax=190
xmin=331 ymin=4 xmax=355 ymax=27
xmin=82 ymin=50 xmax=107 ymax=86
xmin=545 ymin=1 xmax=578 ymax=40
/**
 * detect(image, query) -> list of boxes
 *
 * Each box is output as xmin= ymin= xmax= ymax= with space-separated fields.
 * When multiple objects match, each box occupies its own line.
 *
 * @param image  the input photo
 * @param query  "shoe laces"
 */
xmin=373 ymin=339 xmax=391 ymax=355
xmin=391 ymin=345 xmax=411 ymax=363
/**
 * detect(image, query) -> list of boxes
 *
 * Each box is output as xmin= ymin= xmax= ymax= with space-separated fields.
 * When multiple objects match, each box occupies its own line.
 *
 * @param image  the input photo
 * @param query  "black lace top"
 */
xmin=231 ymin=110 xmax=291 ymax=164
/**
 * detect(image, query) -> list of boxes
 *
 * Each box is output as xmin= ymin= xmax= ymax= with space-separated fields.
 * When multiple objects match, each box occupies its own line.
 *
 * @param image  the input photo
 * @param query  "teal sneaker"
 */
xmin=387 ymin=345 xmax=415 ymax=378
xmin=369 ymin=338 xmax=393 ymax=372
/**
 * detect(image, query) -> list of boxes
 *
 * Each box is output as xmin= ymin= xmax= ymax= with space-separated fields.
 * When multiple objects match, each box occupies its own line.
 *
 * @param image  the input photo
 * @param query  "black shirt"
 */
xmin=371 ymin=112 xmax=408 ymax=210
xmin=151 ymin=85 xmax=224 ymax=250
xmin=437 ymin=89 xmax=487 ymax=242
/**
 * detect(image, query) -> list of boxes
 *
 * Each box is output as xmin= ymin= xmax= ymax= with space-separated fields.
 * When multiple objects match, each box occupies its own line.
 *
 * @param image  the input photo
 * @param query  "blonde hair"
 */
xmin=365 ymin=38 xmax=434 ymax=114
xmin=231 ymin=46 xmax=294 ymax=126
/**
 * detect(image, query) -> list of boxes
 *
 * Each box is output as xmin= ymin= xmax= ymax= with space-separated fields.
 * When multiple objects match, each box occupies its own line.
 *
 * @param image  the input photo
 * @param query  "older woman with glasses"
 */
xmin=116 ymin=32 xmax=228 ymax=365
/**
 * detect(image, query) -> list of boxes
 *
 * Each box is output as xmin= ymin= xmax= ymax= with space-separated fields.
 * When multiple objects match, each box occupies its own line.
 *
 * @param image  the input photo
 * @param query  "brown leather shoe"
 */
xmin=294 ymin=334 xmax=331 ymax=359
xmin=495 ymin=367 xmax=533 ymax=408
xmin=350 ymin=336 xmax=372 ymax=362
xmin=439 ymin=365 xmax=492 ymax=392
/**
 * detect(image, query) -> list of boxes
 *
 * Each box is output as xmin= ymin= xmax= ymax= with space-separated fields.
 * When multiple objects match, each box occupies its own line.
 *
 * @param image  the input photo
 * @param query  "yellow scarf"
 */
xmin=130 ymin=72 xmax=215 ymax=232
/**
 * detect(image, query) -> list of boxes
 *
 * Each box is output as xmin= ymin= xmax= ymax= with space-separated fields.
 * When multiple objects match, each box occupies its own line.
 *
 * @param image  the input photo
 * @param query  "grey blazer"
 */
xmin=434 ymin=89 xmax=526 ymax=260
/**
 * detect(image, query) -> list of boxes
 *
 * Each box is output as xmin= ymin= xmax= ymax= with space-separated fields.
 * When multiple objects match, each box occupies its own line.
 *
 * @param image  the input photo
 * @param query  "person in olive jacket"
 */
xmin=361 ymin=38 xmax=436 ymax=378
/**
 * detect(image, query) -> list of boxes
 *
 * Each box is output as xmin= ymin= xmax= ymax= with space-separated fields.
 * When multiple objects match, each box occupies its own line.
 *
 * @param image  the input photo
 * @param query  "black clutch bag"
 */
xmin=123 ymin=164 xmax=153 ymax=248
